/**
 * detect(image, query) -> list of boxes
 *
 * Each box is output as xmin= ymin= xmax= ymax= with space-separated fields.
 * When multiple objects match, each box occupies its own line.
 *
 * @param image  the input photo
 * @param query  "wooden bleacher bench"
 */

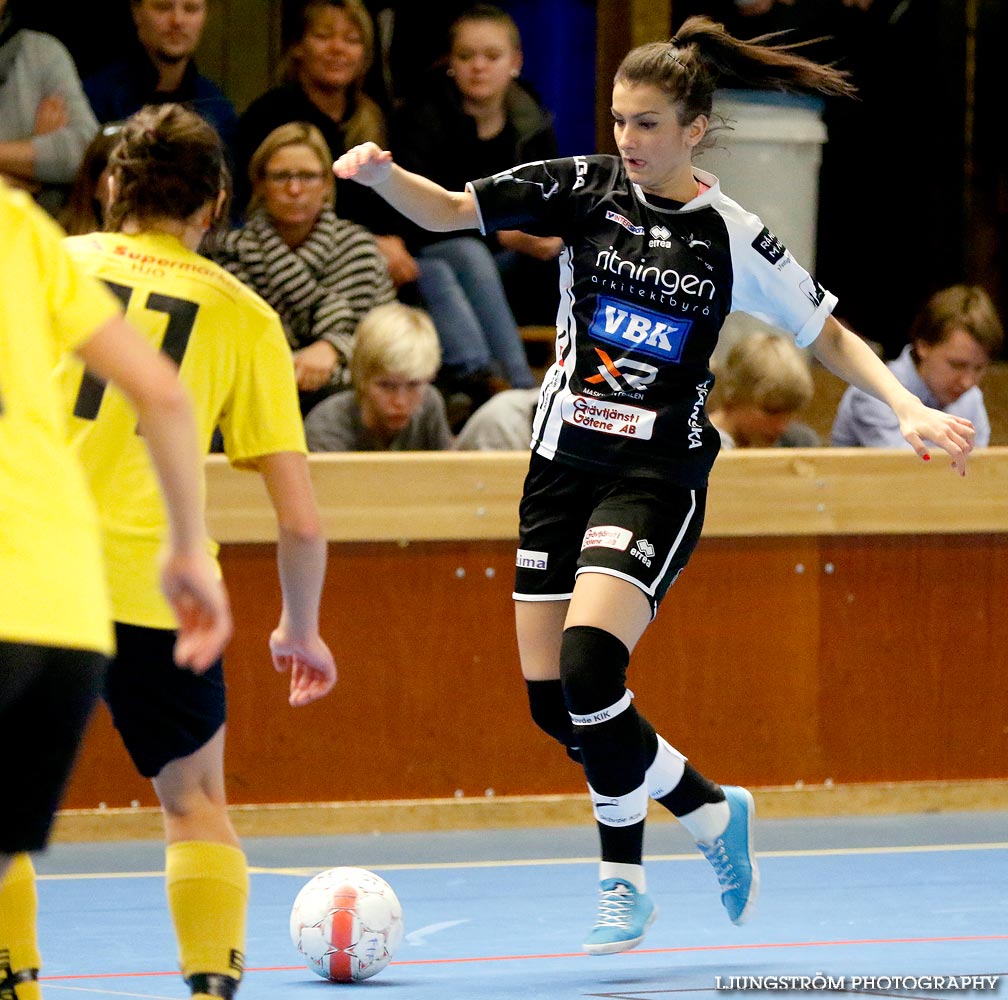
xmin=520 ymin=324 xmax=556 ymax=344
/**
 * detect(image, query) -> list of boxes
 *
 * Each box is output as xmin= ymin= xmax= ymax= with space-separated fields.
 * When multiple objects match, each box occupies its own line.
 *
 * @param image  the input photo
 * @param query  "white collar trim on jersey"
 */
xmin=632 ymin=166 xmax=721 ymax=213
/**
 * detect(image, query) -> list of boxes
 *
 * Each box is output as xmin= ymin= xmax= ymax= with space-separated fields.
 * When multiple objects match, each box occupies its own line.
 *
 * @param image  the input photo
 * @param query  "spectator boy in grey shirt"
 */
xmin=305 ymin=303 xmax=452 ymax=452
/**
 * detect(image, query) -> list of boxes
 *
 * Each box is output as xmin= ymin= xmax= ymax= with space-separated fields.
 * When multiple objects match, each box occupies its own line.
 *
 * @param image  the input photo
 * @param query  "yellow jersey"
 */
xmin=59 ymin=230 xmax=306 ymax=629
xmin=0 ymin=184 xmax=119 ymax=654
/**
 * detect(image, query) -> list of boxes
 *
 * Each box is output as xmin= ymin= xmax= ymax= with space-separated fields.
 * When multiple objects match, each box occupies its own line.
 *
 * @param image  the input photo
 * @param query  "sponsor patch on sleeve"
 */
xmin=581 ymin=526 xmax=633 ymax=552
xmin=751 ymin=226 xmax=789 ymax=266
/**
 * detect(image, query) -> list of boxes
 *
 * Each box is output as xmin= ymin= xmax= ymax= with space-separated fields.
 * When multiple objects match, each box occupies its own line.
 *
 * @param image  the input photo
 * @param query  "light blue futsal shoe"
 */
xmin=583 ymin=878 xmax=658 ymax=955
xmin=697 ymin=785 xmax=760 ymax=924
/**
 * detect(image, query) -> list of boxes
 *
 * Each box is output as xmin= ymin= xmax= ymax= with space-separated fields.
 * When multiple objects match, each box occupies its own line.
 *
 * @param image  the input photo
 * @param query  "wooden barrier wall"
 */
xmin=62 ymin=450 xmax=1008 ymax=809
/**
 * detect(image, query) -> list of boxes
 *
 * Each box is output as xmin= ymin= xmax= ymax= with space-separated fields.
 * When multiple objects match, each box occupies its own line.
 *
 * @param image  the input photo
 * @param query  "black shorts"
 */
xmin=104 ymin=622 xmax=226 ymax=779
xmin=0 ymin=640 xmax=107 ymax=854
xmin=513 ymin=454 xmax=707 ymax=615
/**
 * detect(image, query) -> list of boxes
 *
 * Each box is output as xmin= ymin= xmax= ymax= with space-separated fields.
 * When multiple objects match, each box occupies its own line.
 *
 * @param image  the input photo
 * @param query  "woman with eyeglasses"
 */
xmin=211 ymin=121 xmax=394 ymax=415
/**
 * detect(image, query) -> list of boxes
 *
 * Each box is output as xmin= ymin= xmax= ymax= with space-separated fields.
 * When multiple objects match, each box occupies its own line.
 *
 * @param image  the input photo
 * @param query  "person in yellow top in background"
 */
xmin=0 ymin=179 xmax=232 ymax=999
xmin=0 ymin=104 xmax=339 ymax=1000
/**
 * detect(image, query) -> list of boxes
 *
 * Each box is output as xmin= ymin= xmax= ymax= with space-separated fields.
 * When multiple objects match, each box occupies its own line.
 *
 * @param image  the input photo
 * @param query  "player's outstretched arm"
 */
xmin=75 ymin=315 xmax=233 ymax=670
xmin=811 ymin=315 xmax=975 ymax=476
xmin=333 ymin=141 xmax=480 ymax=233
xmin=258 ymin=451 xmax=337 ymax=706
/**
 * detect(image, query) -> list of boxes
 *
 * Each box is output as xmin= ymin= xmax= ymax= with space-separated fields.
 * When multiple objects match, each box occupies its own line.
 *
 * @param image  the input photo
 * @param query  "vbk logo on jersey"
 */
xmin=590 ymin=296 xmax=692 ymax=363
xmin=752 ymin=226 xmax=789 ymax=266
xmin=606 ymin=210 xmax=645 ymax=236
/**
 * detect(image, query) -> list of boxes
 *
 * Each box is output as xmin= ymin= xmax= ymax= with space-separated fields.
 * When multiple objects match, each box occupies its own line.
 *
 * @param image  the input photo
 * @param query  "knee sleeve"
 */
xmin=560 ymin=626 xmax=647 ymax=821
xmin=559 ymin=625 xmax=630 ymax=721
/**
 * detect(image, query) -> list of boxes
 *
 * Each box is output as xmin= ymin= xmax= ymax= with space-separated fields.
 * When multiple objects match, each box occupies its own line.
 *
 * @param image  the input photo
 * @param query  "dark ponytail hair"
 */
xmin=615 ymin=15 xmax=856 ymax=127
xmin=105 ymin=104 xmax=227 ymax=231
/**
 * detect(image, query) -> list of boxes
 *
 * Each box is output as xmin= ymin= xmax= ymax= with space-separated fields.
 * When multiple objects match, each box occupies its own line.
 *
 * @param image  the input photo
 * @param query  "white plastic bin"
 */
xmin=700 ymin=89 xmax=827 ymax=271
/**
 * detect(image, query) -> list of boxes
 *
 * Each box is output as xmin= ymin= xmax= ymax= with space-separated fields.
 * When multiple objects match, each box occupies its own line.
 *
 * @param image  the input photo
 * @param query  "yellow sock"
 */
xmin=165 ymin=841 xmax=248 ymax=997
xmin=0 ymin=854 xmax=42 ymax=1000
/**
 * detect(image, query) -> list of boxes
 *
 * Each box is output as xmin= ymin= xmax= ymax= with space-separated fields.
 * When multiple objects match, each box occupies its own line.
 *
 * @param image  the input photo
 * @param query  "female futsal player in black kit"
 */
xmin=334 ymin=15 xmax=975 ymax=955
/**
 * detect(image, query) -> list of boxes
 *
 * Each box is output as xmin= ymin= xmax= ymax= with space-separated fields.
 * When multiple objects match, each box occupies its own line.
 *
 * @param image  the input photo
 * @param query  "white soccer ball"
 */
xmin=290 ymin=867 xmax=404 ymax=982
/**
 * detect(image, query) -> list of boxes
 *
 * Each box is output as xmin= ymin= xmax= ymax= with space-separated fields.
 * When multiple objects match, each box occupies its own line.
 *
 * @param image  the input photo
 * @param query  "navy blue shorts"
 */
xmin=0 ymin=640 xmax=107 ymax=853
xmin=513 ymin=454 xmax=707 ymax=616
xmin=104 ymin=623 xmax=226 ymax=779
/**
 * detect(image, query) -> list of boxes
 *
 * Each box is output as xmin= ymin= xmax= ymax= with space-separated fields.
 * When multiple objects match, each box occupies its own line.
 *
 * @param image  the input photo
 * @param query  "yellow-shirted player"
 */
xmin=4 ymin=106 xmax=338 ymax=1000
xmin=0 ymin=179 xmax=231 ymax=1000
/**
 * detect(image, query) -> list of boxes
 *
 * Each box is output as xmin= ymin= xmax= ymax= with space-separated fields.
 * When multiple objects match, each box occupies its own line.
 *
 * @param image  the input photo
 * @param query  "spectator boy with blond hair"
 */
xmin=304 ymin=302 xmax=452 ymax=451
xmin=708 ymin=332 xmax=819 ymax=448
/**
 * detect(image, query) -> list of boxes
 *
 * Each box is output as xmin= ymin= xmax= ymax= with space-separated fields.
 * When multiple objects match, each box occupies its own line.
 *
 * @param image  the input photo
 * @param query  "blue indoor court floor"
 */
xmin=32 ymin=810 xmax=1007 ymax=1000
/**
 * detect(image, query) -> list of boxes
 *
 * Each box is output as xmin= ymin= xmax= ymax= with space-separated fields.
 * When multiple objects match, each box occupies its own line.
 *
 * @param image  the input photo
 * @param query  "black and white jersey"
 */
xmin=469 ymin=155 xmax=837 ymax=487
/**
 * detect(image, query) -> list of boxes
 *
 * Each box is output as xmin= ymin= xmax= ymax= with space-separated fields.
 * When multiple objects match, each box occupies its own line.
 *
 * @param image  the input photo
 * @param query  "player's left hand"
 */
xmin=897 ymin=403 xmax=976 ymax=476
xmin=161 ymin=550 xmax=234 ymax=672
xmin=270 ymin=628 xmax=337 ymax=706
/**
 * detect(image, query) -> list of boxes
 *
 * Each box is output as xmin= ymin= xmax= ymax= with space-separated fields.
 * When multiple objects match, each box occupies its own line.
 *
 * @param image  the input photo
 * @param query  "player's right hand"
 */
xmin=270 ymin=627 xmax=337 ymax=707
xmin=332 ymin=143 xmax=393 ymax=187
xmin=161 ymin=550 xmax=233 ymax=672
xmin=897 ymin=402 xmax=975 ymax=477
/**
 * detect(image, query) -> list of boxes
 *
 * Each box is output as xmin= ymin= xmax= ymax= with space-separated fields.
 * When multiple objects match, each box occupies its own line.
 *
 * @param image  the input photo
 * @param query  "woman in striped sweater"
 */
xmin=211 ymin=121 xmax=394 ymax=415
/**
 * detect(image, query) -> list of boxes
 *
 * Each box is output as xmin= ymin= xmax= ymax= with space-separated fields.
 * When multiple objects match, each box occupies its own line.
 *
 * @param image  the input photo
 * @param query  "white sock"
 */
xmin=678 ymin=799 xmax=731 ymax=844
xmin=645 ymin=735 xmax=687 ymax=798
xmin=599 ymin=862 xmax=646 ymax=892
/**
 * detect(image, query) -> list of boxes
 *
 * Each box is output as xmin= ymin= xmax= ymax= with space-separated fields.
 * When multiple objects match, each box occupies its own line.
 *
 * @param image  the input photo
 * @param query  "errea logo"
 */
xmin=631 ymin=538 xmax=655 ymax=567
xmin=649 ymin=225 xmax=673 ymax=248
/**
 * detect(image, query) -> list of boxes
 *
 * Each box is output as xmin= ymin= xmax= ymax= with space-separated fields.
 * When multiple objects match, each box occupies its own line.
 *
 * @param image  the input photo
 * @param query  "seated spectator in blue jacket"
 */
xmin=0 ymin=0 xmax=98 ymax=212
xmin=83 ymin=0 xmax=236 ymax=152
xmin=304 ymin=302 xmax=452 ymax=452
xmin=832 ymin=285 xmax=1003 ymax=449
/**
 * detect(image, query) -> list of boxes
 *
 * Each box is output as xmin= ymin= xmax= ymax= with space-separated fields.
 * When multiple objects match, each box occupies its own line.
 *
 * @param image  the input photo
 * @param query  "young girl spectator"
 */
xmin=304 ymin=301 xmax=451 ymax=451
xmin=392 ymin=4 xmax=555 ymax=366
xmin=335 ymin=15 xmax=974 ymax=955
xmin=211 ymin=122 xmax=394 ymax=415
xmin=832 ymin=284 xmax=1003 ymax=448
